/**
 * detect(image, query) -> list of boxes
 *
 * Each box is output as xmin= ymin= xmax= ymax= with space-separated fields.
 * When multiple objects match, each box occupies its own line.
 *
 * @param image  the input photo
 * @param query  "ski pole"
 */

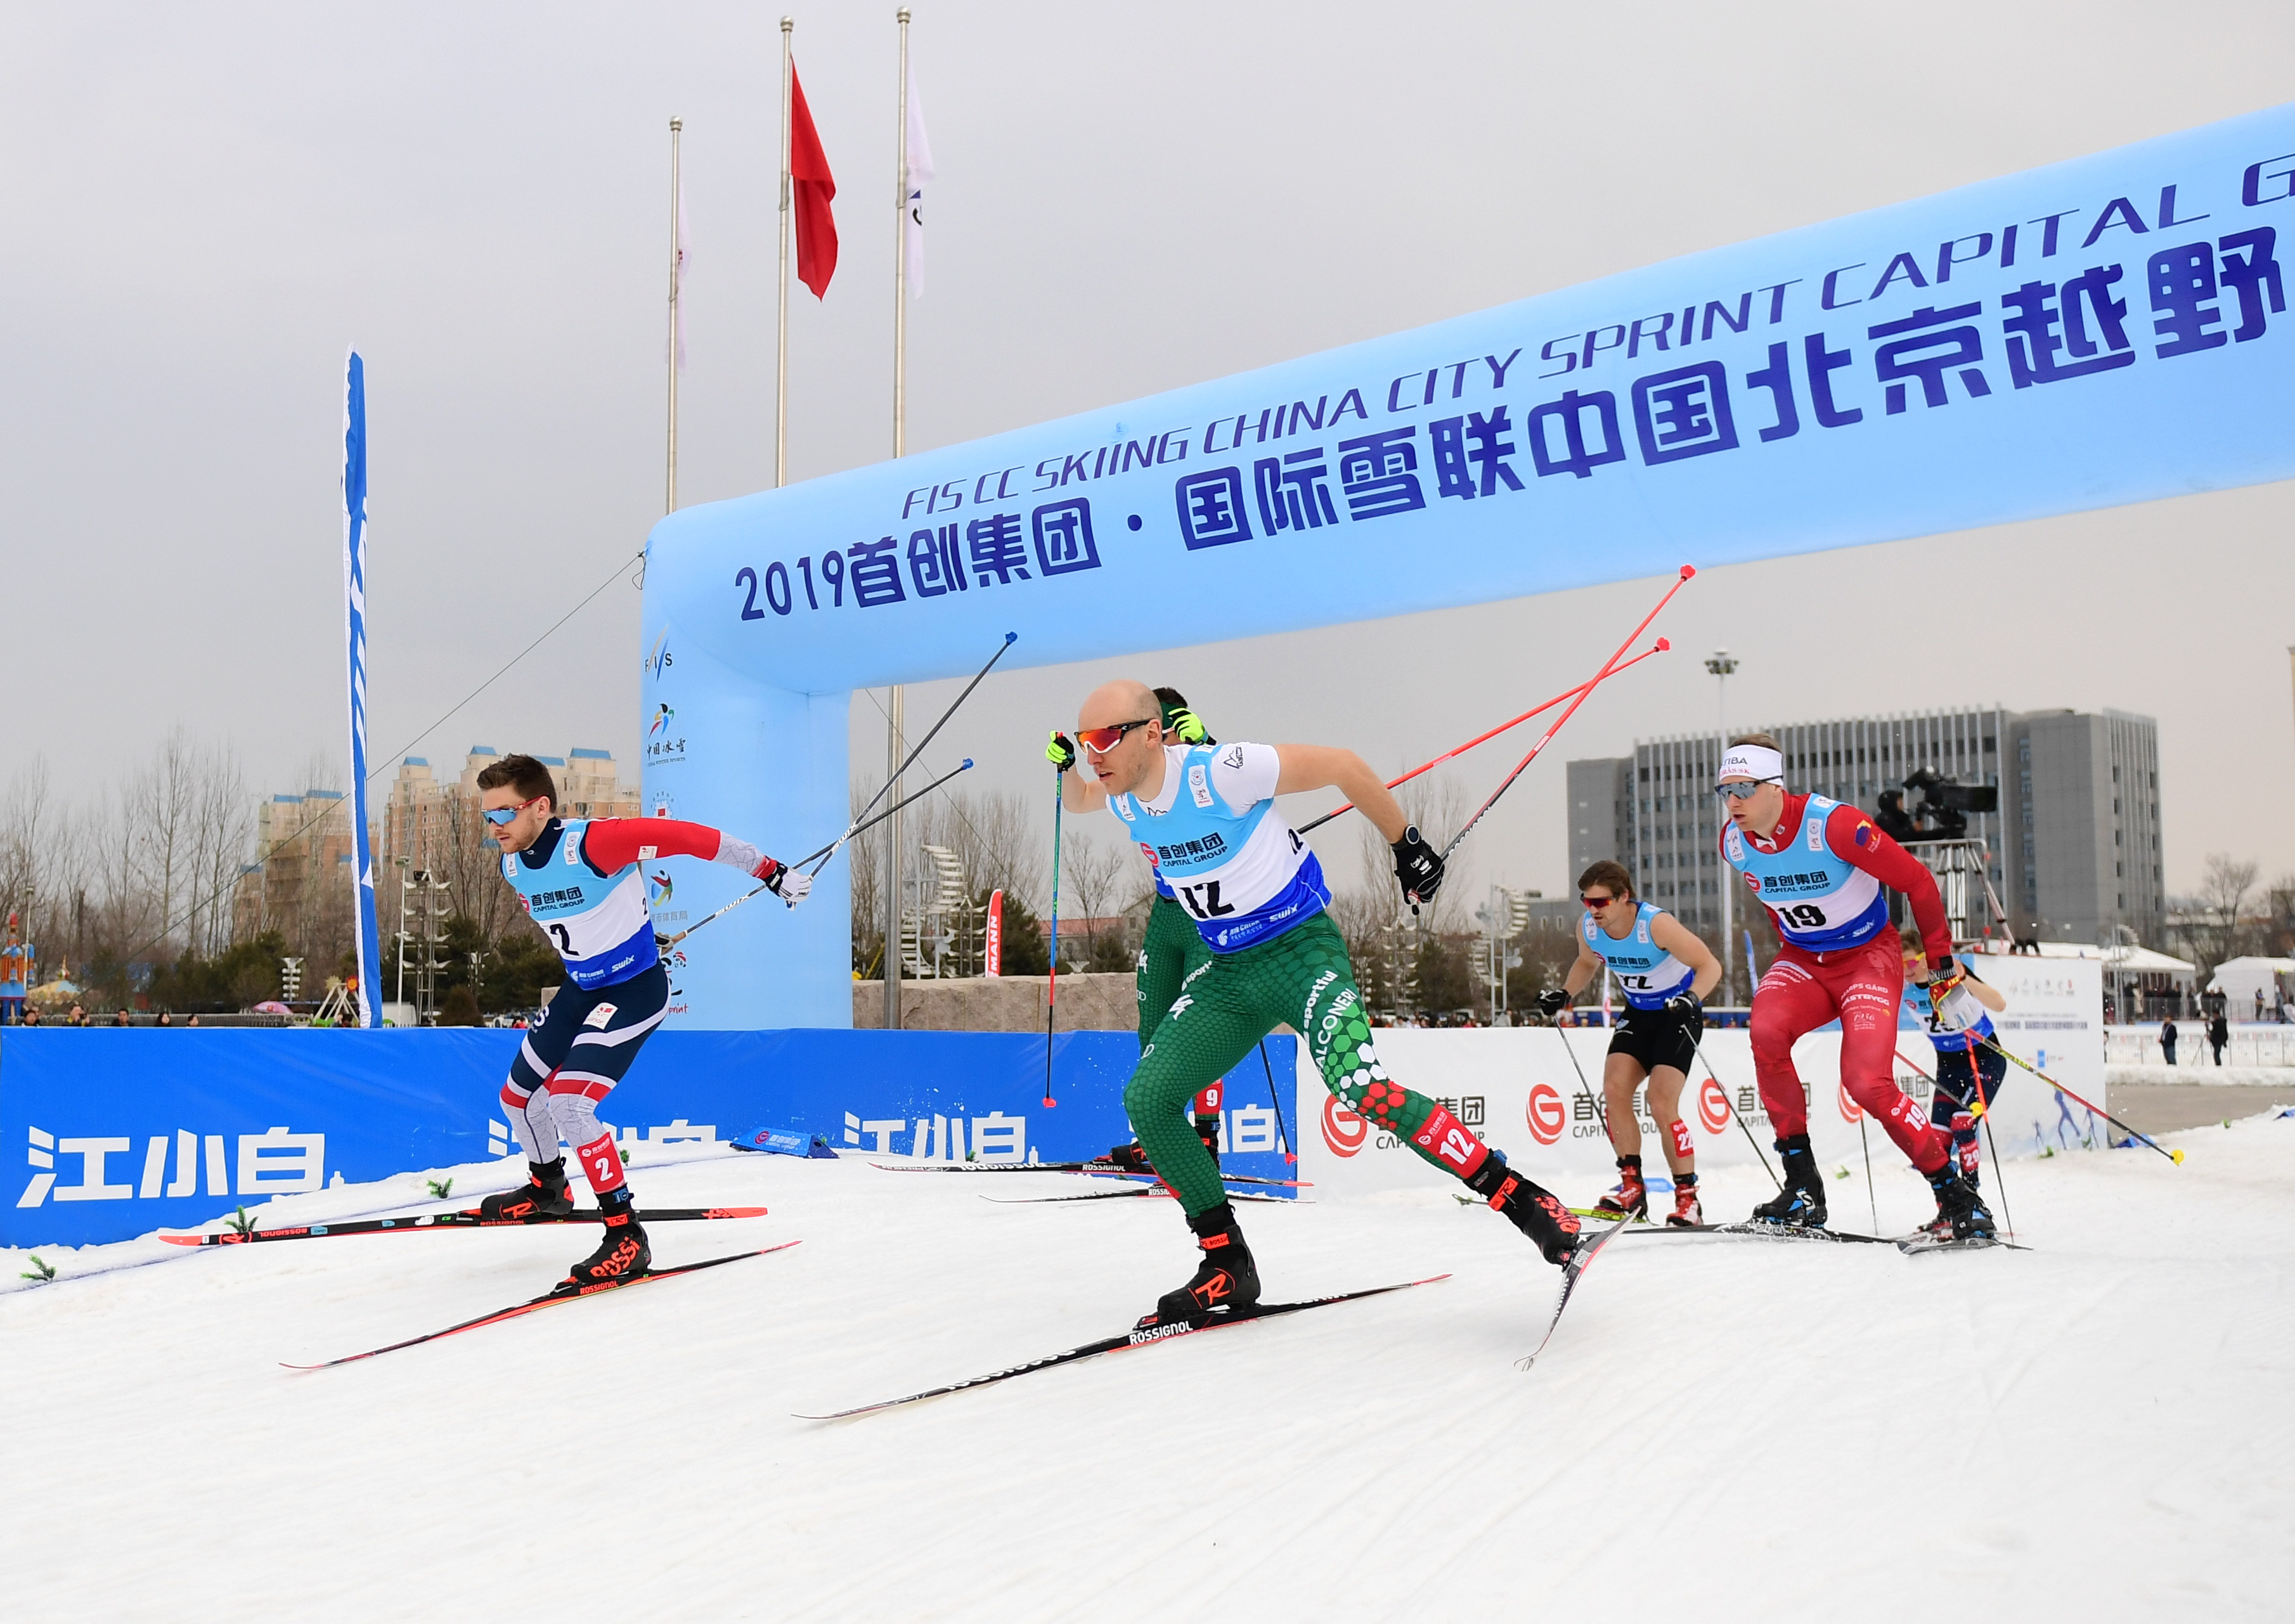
xmin=1856 ymin=1114 xmax=1878 ymax=1234
xmin=1552 ymin=1017 xmax=1616 ymax=1152
xmin=844 ymin=631 xmax=1018 ymax=844
xmin=1042 ymin=766 xmax=1063 ymax=1109
xmin=1295 ymin=640 xmax=1670 ymax=835
xmin=1443 ymin=565 xmax=1696 ymax=861
xmin=1894 ymin=1042 xmax=2017 ymax=1239
xmin=1975 ymin=1032 xmax=2183 ymax=1165
xmin=660 ymin=761 xmax=973 ymax=948
xmin=1695 ymin=1045 xmax=1780 ymax=1189
xmin=1255 ymin=1039 xmax=1296 ymax=1165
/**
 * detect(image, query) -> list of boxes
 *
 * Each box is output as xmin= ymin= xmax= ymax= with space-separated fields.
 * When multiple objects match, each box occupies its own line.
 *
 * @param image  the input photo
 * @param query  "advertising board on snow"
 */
xmin=1297 ymin=965 xmax=2108 ymax=1203
xmin=1 ymin=1029 xmax=1302 ymax=1249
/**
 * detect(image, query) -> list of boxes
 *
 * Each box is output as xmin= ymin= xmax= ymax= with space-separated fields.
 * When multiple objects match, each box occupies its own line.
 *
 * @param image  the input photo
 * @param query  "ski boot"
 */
xmin=1196 ymin=1112 xmax=1222 ymax=1169
xmin=1141 ymin=1202 xmax=1260 ymax=1326
xmin=1465 ymin=1150 xmax=1582 ymax=1266
xmin=1925 ymin=1164 xmax=1996 ymax=1242
xmin=1665 ymin=1171 xmax=1703 ymax=1228
xmin=479 ymin=1159 xmax=575 ymax=1223
xmin=1592 ymin=1155 xmax=1648 ymax=1220
xmin=1749 ymin=1135 xmax=1828 ymax=1228
xmin=557 ymin=1189 xmax=650 ymax=1294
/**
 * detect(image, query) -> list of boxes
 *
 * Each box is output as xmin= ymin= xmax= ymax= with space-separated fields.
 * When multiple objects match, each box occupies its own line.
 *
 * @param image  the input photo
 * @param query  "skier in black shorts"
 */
xmin=1538 ymin=860 xmax=1721 ymax=1226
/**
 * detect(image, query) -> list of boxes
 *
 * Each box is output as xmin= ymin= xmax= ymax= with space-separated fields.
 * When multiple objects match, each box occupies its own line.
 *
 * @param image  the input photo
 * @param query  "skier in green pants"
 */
xmin=1052 ymin=687 xmax=1225 ymax=1171
xmin=1054 ymin=678 xmax=1582 ymax=1326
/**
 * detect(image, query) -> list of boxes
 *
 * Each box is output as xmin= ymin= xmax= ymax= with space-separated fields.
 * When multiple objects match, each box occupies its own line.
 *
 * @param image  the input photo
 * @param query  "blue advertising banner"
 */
xmin=1 ymin=1030 xmax=1297 ymax=1249
xmin=640 ymin=104 xmax=2295 ymax=1029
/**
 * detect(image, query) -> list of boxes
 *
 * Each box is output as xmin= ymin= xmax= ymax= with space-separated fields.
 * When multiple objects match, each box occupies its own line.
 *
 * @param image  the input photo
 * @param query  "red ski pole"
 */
xmin=1443 ymin=565 xmax=1698 ymax=861
xmin=1296 ymin=638 xmax=1670 ymax=835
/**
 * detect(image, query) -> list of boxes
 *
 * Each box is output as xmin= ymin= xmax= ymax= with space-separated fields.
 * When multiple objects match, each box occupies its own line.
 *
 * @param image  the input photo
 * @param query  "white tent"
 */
xmin=2206 ymin=956 xmax=2295 ymax=1017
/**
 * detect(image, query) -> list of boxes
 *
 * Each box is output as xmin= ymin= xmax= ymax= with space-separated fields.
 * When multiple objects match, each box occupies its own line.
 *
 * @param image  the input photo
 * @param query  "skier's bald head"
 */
xmin=1078 ymin=679 xmax=1160 ymax=731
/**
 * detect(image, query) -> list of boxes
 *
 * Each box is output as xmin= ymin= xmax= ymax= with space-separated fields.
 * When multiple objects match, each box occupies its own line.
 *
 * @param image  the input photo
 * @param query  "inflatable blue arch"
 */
xmin=642 ymin=103 xmax=2295 ymax=1029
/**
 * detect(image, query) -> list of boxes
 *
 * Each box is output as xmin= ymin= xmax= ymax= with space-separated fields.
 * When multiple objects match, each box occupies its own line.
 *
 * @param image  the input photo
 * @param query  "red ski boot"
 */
xmin=1592 ymin=1156 xmax=1648 ymax=1220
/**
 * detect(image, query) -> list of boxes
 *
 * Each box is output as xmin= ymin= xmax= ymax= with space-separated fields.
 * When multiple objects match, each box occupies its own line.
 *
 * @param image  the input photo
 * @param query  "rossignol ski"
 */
xmin=283 ymin=1242 xmax=799 ymax=1369
xmin=869 ymin=1161 xmax=1304 ymax=1188
xmin=1518 ymin=1218 xmax=1632 ymax=1369
xmin=798 ymin=1275 xmax=1448 ymax=1419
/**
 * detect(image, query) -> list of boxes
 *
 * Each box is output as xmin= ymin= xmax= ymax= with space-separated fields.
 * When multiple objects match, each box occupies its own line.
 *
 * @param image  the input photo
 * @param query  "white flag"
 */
xmin=903 ymin=63 xmax=934 ymax=296
xmin=671 ymin=184 xmax=693 ymax=371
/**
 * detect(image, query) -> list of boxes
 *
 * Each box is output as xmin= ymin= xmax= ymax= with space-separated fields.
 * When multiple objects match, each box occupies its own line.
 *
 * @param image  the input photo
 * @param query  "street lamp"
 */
xmin=1705 ymin=650 xmax=1740 ymax=1004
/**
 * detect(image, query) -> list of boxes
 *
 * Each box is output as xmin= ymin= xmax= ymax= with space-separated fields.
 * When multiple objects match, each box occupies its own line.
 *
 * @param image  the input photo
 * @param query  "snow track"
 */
xmin=4 ymin=1116 xmax=2291 ymax=1621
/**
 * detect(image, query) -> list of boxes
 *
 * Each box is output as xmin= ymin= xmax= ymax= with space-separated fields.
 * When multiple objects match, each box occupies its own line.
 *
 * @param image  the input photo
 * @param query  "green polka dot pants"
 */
xmin=1135 ymin=894 xmax=1212 ymax=1050
xmin=1123 ymin=912 xmax=1451 ymax=1216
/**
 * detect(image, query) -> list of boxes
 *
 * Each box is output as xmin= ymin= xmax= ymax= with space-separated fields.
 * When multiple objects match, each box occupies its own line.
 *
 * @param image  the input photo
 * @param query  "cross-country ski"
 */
xmin=8 ymin=24 xmax=2289 ymax=1617
xmin=798 ymin=1275 xmax=1448 ymax=1419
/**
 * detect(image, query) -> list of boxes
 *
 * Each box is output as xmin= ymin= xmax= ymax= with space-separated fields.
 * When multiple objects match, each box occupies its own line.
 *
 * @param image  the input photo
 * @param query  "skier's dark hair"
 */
xmin=1577 ymin=860 xmax=1634 ymax=900
xmin=475 ymin=753 xmax=559 ymax=811
xmin=1729 ymin=731 xmax=1783 ymax=752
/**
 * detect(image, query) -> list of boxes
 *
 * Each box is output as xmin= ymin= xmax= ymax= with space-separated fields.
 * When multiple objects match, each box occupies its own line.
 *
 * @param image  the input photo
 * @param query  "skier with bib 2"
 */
xmin=1901 ymin=928 xmax=2008 ymax=1234
xmin=1059 ymin=679 xmax=1582 ymax=1328
xmin=1714 ymin=735 xmax=1993 ymax=1241
xmin=1538 ymin=860 xmax=1721 ymax=1227
xmin=476 ymin=753 xmax=810 ymax=1291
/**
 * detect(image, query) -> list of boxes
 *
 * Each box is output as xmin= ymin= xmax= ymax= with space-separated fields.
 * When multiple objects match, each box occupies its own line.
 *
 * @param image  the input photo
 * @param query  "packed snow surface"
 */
xmin=4 ymin=1116 xmax=2291 ymax=1621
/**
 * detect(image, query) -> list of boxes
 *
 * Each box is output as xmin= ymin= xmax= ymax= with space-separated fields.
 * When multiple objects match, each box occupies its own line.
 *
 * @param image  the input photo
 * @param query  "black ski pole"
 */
xmin=1256 ymin=1040 xmax=1295 ymax=1165
xmin=1552 ymin=1015 xmax=1615 ymax=1152
xmin=1857 ymin=1114 xmax=1878 ymax=1233
xmin=845 ymin=631 xmax=1018 ymax=842
xmin=1696 ymin=1046 xmax=1780 ymax=1190
xmin=663 ymin=761 xmax=973 ymax=948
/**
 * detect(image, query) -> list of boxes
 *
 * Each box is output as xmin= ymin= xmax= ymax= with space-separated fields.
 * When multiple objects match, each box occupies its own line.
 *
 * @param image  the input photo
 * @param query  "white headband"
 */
xmin=1718 ymin=745 xmax=1783 ymax=784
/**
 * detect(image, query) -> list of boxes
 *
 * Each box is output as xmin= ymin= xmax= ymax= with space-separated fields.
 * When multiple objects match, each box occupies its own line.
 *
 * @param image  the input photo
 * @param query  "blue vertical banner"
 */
xmin=342 ymin=351 xmax=382 ymax=1028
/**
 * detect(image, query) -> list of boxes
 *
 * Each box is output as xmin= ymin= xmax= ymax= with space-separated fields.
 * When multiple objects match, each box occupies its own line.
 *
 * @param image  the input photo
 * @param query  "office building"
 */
xmin=1568 ymin=706 xmax=2161 ymax=950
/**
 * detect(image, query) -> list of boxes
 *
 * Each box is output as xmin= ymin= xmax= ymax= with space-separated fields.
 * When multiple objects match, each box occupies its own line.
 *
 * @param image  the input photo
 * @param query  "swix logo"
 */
xmin=1321 ymin=1094 xmax=1367 ymax=1157
xmin=1525 ymin=1083 xmax=1565 ymax=1145
xmin=1838 ymin=1083 xmax=1865 ymax=1123
xmin=1699 ymin=1075 xmax=1731 ymax=1134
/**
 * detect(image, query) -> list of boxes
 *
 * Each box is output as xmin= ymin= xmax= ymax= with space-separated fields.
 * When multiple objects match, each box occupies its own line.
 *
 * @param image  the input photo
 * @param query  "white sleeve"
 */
xmin=1207 ymin=742 xmax=1281 ymax=813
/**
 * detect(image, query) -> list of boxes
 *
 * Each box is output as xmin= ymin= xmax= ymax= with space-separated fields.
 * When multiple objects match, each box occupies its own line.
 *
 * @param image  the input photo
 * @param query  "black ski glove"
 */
xmin=1664 ymin=989 xmax=1703 ymax=1015
xmin=1537 ymin=988 xmax=1571 ymax=1019
xmin=1045 ymin=731 xmax=1078 ymax=773
xmin=1391 ymin=825 xmax=1445 ymax=908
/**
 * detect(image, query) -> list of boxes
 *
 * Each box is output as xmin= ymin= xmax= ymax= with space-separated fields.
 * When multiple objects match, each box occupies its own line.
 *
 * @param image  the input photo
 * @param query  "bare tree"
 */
xmin=2197 ymin=852 xmax=2261 ymax=972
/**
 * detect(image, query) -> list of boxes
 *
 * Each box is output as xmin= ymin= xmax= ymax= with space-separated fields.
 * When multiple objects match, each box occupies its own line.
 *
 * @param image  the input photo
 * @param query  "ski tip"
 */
xmin=158 ymin=1235 xmax=204 ymax=1246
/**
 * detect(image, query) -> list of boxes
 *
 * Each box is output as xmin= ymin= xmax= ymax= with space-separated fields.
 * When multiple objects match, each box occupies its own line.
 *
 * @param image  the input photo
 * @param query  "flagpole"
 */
xmin=666 ymin=116 xmax=682 ymax=515
xmin=884 ymin=8 xmax=910 ymax=1033
xmin=775 ymin=17 xmax=793 ymax=488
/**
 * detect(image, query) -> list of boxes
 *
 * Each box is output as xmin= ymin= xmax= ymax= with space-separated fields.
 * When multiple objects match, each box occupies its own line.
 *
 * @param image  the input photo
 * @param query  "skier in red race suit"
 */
xmin=1714 ymin=734 xmax=1994 ymax=1241
xmin=476 ymin=753 xmax=810 ymax=1291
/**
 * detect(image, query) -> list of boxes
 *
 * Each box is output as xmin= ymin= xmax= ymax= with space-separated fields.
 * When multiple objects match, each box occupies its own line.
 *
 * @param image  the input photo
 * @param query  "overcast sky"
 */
xmin=4 ymin=1 xmax=2291 ymax=908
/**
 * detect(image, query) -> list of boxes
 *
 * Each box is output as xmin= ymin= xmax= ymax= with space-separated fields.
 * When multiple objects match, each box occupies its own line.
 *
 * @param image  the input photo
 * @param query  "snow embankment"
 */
xmin=2 ymin=1114 xmax=2289 ymax=1622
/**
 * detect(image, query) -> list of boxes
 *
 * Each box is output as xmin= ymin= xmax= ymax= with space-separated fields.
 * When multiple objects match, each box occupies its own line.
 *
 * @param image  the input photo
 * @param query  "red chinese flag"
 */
xmin=789 ymin=66 xmax=838 ymax=299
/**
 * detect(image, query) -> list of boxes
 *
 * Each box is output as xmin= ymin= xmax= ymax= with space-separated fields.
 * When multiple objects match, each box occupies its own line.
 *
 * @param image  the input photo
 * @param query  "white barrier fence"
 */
xmin=1296 ymin=957 xmax=2106 ymax=1202
xmin=2104 ymin=1027 xmax=2295 ymax=1069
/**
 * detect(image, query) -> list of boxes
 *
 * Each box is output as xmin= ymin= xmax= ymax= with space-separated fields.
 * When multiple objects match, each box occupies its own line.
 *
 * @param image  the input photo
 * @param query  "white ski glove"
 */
xmin=765 ymin=864 xmax=812 ymax=908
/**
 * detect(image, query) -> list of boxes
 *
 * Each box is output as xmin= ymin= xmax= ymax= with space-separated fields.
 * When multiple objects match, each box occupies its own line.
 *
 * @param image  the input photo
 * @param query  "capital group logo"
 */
xmin=1838 ymin=1081 xmax=1865 ymax=1123
xmin=1321 ymin=1093 xmax=1367 ymax=1158
xmin=1525 ymin=1083 xmax=1565 ymax=1146
xmin=1698 ymin=1074 xmax=1731 ymax=1134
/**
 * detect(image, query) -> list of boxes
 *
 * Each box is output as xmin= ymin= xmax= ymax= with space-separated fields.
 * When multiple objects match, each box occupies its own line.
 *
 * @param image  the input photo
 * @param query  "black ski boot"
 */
xmin=557 ymin=1189 xmax=649 ymax=1294
xmin=1142 ymin=1202 xmax=1260 ymax=1326
xmin=479 ymin=1159 xmax=575 ymax=1223
xmin=1749 ymin=1135 xmax=1828 ymax=1228
xmin=1925 ymin=1164 xmax=1996 ymax=1242
xmin=1465 ymin=1150 xmax=1582 ymax=1266
xmin=1196 ymin=1112 xmax=1223 ymax=1169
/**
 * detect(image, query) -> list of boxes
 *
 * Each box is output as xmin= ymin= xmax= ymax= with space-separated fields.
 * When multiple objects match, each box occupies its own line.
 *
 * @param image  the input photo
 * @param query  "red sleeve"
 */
xmin=580 ymin=817 xmax=723 ymax=873
xmin=1822 ymin=803 xmax=1951 ymax=963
